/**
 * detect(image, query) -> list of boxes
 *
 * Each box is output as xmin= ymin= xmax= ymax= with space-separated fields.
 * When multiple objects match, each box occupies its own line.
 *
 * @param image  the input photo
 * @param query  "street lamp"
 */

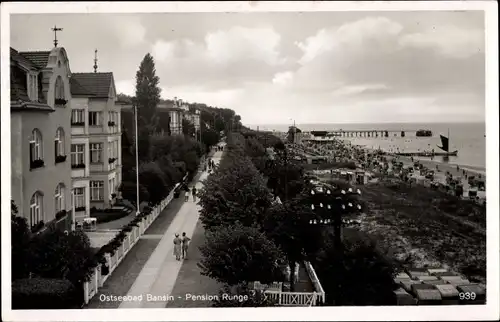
xmin=71 ymin=189 xmax=75 ymax=231
xmin=309 ymin=184 xmax=362 ymax=248
xmin=133 ymin=103 xmax=140 ymax=216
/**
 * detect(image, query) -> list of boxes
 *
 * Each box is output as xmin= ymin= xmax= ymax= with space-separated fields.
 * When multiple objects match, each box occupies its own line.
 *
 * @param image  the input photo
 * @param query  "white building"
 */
xmin=10 ymin=47 xmax=73 ymax=231
xmin=69 ymin=72 xmax=122 ymax=219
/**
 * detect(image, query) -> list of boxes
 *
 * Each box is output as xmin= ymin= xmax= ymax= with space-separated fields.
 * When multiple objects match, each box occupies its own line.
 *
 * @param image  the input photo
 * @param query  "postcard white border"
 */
xmin=1 ymin=1 xmax=499 ymax=321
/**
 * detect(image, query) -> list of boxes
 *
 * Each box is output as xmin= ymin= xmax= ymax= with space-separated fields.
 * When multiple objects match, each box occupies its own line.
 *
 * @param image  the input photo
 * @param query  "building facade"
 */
xmin=184 ymin=109 xmax=201 ymax=133
xmin=69 ymin=72 xmax=122 ymax=214
xmin=10 ymin=47 xmax=73 ymax=231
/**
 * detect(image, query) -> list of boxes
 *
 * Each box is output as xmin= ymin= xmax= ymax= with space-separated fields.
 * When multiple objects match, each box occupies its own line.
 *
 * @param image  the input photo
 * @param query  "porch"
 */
xmin=251 ymin=261 xmax=325 ymax=306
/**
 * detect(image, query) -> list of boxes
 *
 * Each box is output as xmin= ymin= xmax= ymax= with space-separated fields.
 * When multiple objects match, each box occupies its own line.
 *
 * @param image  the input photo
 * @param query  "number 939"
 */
xmin=459 ymin=292 xmax=476 ymax=300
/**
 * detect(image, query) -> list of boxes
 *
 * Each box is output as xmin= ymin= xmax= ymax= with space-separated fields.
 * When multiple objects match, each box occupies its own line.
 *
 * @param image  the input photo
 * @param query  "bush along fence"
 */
xmin=82 ymin=189 xmax=176 ymax=305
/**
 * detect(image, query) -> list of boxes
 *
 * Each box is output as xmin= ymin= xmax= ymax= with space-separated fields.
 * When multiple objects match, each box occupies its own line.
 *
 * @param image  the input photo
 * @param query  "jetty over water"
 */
xmin=305 ymin=130 xmax=420 ymax=138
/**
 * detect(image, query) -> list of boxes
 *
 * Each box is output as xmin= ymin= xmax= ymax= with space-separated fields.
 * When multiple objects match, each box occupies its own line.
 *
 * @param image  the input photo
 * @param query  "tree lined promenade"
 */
xmin=184 ymin=131 xmax=399 ymax=306
xmin=10 ymin=50 xmax=238 ymax=309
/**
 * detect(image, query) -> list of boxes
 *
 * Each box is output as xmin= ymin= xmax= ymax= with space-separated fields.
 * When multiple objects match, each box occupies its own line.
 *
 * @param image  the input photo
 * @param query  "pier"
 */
xmin=308 ymin=130 xmax=418 ymax=138
xmin=392 ymin=151 xmax=458 ymax=157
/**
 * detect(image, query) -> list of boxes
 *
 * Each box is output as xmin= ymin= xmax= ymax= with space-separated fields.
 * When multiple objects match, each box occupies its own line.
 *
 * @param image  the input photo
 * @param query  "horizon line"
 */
xmin=247 ymin=120 xmax=486 ymax=126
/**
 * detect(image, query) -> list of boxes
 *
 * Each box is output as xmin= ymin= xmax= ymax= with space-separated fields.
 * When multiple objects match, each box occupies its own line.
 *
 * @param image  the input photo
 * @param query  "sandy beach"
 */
xmin=341 ymin=142 xmax=486 ymax=199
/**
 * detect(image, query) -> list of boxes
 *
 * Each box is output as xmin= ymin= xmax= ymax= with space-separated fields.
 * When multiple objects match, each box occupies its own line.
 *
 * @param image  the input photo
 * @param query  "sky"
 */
xmin=10 ymin=11 xmax=486 ymax=125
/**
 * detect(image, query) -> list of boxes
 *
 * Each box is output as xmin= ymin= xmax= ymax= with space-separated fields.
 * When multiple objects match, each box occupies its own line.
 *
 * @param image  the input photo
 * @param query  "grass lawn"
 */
xmin=358 ymin=181 xmax=486 ymax=283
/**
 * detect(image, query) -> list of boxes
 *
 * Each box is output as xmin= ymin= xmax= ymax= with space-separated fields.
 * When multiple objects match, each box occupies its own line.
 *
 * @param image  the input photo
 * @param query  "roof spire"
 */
xmin=51 ymin=25 xmax=63 ymax=47
xmin=93 ymin=49 xmax=98 ymax=73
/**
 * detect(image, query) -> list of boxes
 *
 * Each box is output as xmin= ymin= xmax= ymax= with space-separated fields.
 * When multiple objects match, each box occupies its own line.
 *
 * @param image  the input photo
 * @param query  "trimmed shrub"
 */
xmin=12 ymin=278 xmax=77 ymax=309
xmin=93 ymin=210 xmax=129 ymax=224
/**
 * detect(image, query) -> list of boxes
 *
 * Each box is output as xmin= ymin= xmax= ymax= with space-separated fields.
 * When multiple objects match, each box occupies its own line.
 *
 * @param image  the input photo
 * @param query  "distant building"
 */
xmin=121 ymin=97 xmax=202 ymax=145
xmin=184 ymin=109 xmax=201 ymax=133
xmin=10 ymin=47 xmax=73 ymax=231
xmin=69 ymin=72 xmax=122 ymax=214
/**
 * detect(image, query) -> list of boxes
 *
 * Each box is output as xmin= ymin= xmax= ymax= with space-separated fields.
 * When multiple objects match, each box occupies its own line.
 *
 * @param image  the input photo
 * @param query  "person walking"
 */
xmin=181 ymin=232 xmax=191 ymax=259
xmin=192 ymin=186 xmax=197 ymax=202
xmin=184 ymin=186 xmax=190 ymax=202
xmin=173 ymin=234 xmax=182 ymax=261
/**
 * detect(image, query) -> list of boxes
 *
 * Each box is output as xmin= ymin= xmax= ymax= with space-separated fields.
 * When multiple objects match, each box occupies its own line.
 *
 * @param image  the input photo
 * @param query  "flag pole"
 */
xmin=134 ymin=104 xmax=140 ymax=216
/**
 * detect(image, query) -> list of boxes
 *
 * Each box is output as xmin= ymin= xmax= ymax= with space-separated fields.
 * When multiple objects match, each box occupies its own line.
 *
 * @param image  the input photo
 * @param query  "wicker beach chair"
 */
xmin=394 ymin=288 xmax=417 ymax=305
xmin=457 ymin=284 xmax=486 ymax=304
xmin=435 ymin=284 xmax=460 ymax=305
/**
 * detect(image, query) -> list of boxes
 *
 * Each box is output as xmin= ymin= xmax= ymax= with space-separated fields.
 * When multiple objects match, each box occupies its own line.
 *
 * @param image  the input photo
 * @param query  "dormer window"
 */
xmin=27 ymin=73 xmax=38 ymax=101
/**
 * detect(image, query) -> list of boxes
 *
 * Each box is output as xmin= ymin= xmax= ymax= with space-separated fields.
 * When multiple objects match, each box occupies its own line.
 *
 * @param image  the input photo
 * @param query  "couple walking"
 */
xmin=184 ymin=186 xmax=197 ymax=202
xmin=173 ymin=232 xmax=191 ymax=261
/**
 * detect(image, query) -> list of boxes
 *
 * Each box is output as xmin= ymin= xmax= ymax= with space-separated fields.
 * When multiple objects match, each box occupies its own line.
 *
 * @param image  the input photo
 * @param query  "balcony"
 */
xmin=71 ymin=163 xmax=87 ymax=177
xmin=89 ymin=125 xmax=105 ymax=135
xmin=71 ymin=122 xmax=86 ymax=136
xmin=250 ymin=261 xmax=325 ymax=306
xmin=90 ymin=162 xmax=105 ymax=172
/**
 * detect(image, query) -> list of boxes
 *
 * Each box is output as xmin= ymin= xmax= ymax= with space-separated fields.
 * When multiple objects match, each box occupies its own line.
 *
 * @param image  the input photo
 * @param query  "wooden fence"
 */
xmin=83 ymin=190 xmax=175 ymax=304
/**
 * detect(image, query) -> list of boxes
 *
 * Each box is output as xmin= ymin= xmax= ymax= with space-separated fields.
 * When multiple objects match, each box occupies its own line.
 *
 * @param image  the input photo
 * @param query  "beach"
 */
xmin=352 ymin=141 xmax=486 ymax=199
xmin=303 ymin=139 xmax=486 ymax=200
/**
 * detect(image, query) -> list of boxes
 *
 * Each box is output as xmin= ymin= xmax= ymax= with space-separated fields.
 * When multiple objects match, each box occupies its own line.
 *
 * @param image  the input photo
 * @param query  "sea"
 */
xmin=248 ymin=122 xmax=486 ymax=171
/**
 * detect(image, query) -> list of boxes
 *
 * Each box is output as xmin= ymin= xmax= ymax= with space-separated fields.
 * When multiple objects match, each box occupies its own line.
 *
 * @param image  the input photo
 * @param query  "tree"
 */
xmin=137 ymin=124 xmax=153 ymax=162
xmin=119 ymin=181 xmax=150 ymax=208
xmin=139 ymin=162 xmax=169 ymax=204
xmin=135 ymin=53 xmax=161 ymax=130
xmin=215 ymin=117 xmax=226 ymax=133
xmin=198 ymin=224 xmax=285 ymax=286
xmin=314 ymin=229 xmax=398 ymax=306
xmin=182 ymin=118 xmax=196 ymax=137
xmin=183 ymin=150 xmax=200 ymax=175
xmin=116 ymin=93 xmax=134 ymax=104
xmin=201 ymin=125 xmax=220 ymax=152
xmin=11 ymin=201 xmax=31 ymax=280
xmin=266 ymin=150 xmax=306 ymax=201
xmin=149 ymin=133 xmax=173 ymax=160
xmin=197 ymin=154 xmax=272 ymax=230
xmin=29 ymin=229 xmax=97 ymax=286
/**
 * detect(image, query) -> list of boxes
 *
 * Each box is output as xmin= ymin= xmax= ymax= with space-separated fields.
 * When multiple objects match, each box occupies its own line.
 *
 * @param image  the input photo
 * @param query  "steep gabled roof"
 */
xmin=11 ymin=48 xmax=36 ymax=69
xmin=10 ymin=48 xmax=54 ymax=112
xmin=71 ymin=72 xmax=114 ymax=98
xmin=18 ymin=51 xmax=51 ymax=69
xmin=69 ymin=77 xmax=96 ymax=97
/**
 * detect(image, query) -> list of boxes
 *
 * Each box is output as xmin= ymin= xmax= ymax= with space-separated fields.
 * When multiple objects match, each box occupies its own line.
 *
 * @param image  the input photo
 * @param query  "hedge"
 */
xmin=91 ymin=209 xmax=130 ymax=224
xmin=12 ymin=278 xmax=77 ymax=309
xmin=94 ymin=205 xmax=157 ymax=259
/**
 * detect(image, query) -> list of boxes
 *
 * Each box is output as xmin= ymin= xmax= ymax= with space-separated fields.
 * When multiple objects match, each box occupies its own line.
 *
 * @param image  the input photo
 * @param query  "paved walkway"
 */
xmin=117 ymin=151 xmax=223 ymax=309
xmin=165 ymin=220 xmax=222 ymax=308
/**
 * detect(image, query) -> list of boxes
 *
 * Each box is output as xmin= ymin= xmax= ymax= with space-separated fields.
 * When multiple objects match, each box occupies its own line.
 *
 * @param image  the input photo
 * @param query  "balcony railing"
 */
xmin=55 ymin=155 xmax=67 ymax=164
xmin=54 ymin=98 xmax=68 ymax=107
xmin=30 ymin=159 xmax=45 ymax=170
